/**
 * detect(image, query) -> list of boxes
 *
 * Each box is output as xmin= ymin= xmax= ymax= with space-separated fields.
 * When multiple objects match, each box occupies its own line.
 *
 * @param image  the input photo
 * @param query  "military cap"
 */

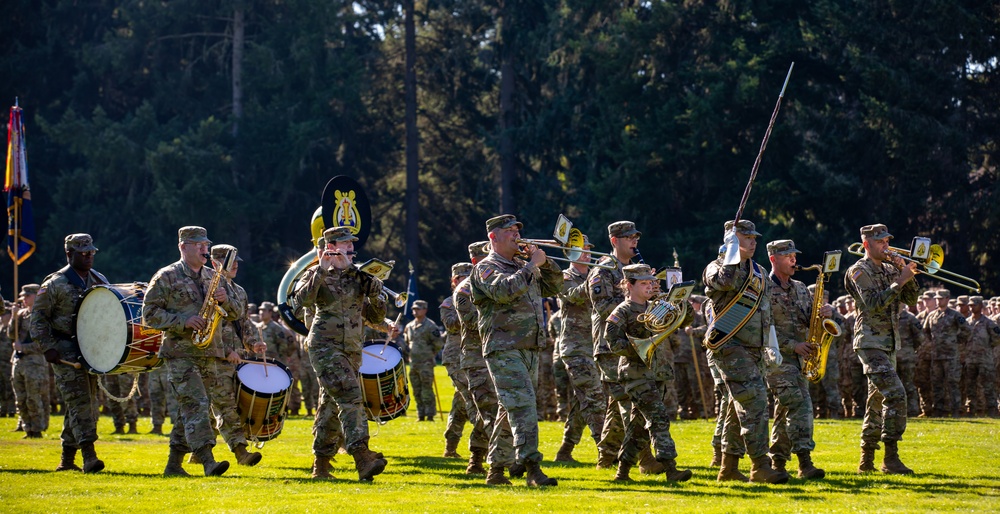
xmin=210 ymin=244 xmax=243 ymax=262
xmin=623 ymin=263 xmax=656 ymax=281
xmin=178 ymin=226 xmax=211 ymax=244
xmin=323 ymin=226 xmax=359 ymax=243
xmin=921 ymin=290 xmax=935 ymax=299
xmin=969 ymin=296 xmax=984 ymax=305
xmin=412 ymin=299 xmax=428 ymax=310
xmin=65 ymin=233 xmax=98 ymax=252
xmin=468 ymin=241 xmax=490 ymax=259
xmin=860 ymin=224 xmax=892 ymax=240
xmin=935 ymin=289 xmax=951 ymax=299
xmin=452 ymin=262 xmax=473 ymax=277
xmin=259 ymin=301 xmax=275 ymax=311
xmin=581 ymin=234 xmax=594 ymax=248
xmin=19 ymin=283 xmax=40 ymax=296
xmin=608 ymin=221 xmax=641 ymax=239
xmin=485 ymin=214 xmax=523 ymax=232
xmin=724 ymin=219 xmax=762 ymax=237
xmin=957 ymin=295 xmax=970 ymax=305
xmin=766 ymin=239 xmax=801 ymax=256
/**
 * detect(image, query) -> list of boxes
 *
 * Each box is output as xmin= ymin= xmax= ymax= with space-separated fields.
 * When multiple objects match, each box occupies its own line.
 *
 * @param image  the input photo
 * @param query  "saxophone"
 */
xmin=798 ymin=256 xmax=843 ymax=383
xmin=193 ymin=247 xmax=236 ymax=349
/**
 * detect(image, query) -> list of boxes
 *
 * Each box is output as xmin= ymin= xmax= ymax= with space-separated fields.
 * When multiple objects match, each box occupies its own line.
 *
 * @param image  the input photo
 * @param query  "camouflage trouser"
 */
xmin=619 ymin=379 xmax=678 ymax=465
xmin=553 ymin=352 xmax=571 ymax=422
xmin=137 ymin=373 xmax=150 ymax=415
xmin=963 ymin=362 xmax=998 ymax=414
xmin=52 ymin=357 xmax=100 ymax=448
xmin=465 ymin=364 xmax=514 ymax=466
xmin=457 ymin=366 xmax=494 ymax=452
xmin=561 ymin=355 xmax=605 ymax=446
xmin=931 ymin=358 xmax=962 ymax=416
xmin=896 ymin=358 xmax=920 ymax=417
xmin=312 ymin=388 xmax=346 ymax=456
xmin=810 ymin=352 xmax=842 ymax=417
xmin=710 ymin=362 xmax=746 ymax=456
xmin=148 ymin=365 xmax=177 ymax=426
xmin=286 ymin=360 xmax=302 ymax=413
xmin=662 ymin=379 xmax=679 ymax=420
xmin=443 ymin=367 xmax=469 ymax=443
xmin=913 ymin=355 xmax=933 ymax=416
xmin=843 ymin=351 xmax=866 ymax=417
xmin=208 ymin=359 xmax=247 ymax=451
xmin=709 ymin=343 xmax=769 ymax=459
xmin=857 ymin=348 xmax=906 ymax=446
xmin=0 ymin=360 xmax=16 ymax=415
xmin=310 ymin=346 xmax=370 ymax=457
xmin=485 ymin=348 xmax=542 ymax=464
xmin=675 ymin=362 xmax=706 ymax=418
xmin=766 ymin=361 xmax=815 ymax=460
xmin=596 ymin=353 xmax=627 ymax=457
xmin=105 ymin=373 xmax=139 ymax=426
xmin=166 ymin=357 xmax=221 ymax=452
xmin=409 ymin=360 xmax=437 ymax=419
xmin=299 ymin=356 xmax=319 ymax=412
xmin=11 ymin=354 xmax=50 ymax=432
xmin=536 ymin=346 xmax=556 ymax=421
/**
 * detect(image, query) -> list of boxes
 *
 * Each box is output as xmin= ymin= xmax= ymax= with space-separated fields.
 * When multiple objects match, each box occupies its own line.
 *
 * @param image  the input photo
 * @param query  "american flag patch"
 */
xmin=852 ymin=269 xmax=863 ymax=281
xmin=608 ymin=313 xmax=620 ymax=324
xmin=480 ymin=268 xmax=494 ymax=280
xmin=590 ymin=275 xmax=601 ymax=285
xmin=37 ymin=287 xmax=46 ymax=295
xmin=459 ymin=284 xmax=471 ymax=295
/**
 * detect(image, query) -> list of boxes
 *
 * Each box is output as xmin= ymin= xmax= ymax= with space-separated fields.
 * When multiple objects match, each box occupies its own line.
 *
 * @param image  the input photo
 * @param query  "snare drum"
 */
xmin=235 ymin=358 xmax=292 ymax=443
xmin=359 ymin=340 xmax=409 ymax=422
xmin=75 ymin=283 xmax=164 ymax=375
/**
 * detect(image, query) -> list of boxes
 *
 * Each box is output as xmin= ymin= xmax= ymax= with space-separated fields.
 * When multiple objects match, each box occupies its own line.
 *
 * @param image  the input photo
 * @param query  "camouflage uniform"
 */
xmin=672 ymin=312 xmax=707 ymax=419
xmin=536 ymin=313 xmax=557 ymax=422
xmin=913 ymin=294 xmax=936 ymax=416
xmin=964 ymin=305 xmax=999 ymax=416
xmin=557 ymin=266 xmax=605 ymax=451
xmin=147 ymin=365 xmax=177 ymax=429
xmin=810 ymin=309 xmax=844 ymax=418
xmin=259 ymin=314 xmax=300 ymax=413
xmin=896 ymin=309 xmax=924 ymax=417
xmin=549 ymin=311 xmax=571 ymax=422
xmin=588 ymin=253 xmax=630 ymax=462
xmin=9 ymin=301 xmax=50 ymax=433
xmin=0 ymin=304 xmax=15 ymax=417
xmin=470 ymin=246 xmax=563 ymax=466
xmin=405 ymin=307 xmax=443 ymax=420
xmin=105 ymin=374 xmax=139 ymax=432
xmin=441 ymin=291 xmax=471 ymax=449
xmin=298 ymin=333 xmax=320 ymax=415
xmin=922 ymin=296 xmax=970 ymax=417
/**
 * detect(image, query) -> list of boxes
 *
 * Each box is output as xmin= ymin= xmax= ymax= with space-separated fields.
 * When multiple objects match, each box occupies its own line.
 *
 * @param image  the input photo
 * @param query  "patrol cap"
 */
xmin=259 ymin=301 xmax=275 ymax=311
xmin=581 ymin=234 xmax=594 ymax=248
xmin=608 ymin=221 xmax=641 ymax=239
xmin=324 ymin=226 xmax=359 ymax=243
xmin=485 ymin=214 xmax=522 ymax=232
xmin=934 ymin=289 xmax=951 ymax=299
xmin=412 ymin=300 xmax=428 ymax=310
xmin=957 ymin=295 xmax=970 ymax=305
xmin=969 ymin=296 xmax=984 ymax=305
xmin=623 ymin=263 xmax=656 ymax=281
xmin=19 ymin=283 xmax=40 ymax=296
xmin=178 ymin=226 xmax=211 ymax=244
xmin=468 ymin=241 xmax=490 ymax=260
xmin=210 ymin=244 xmax=243 ymax=262
xmin=860 ymin=224 xmax=892 ymax=240
xmin=724 ymin=219 xmax=762 ymax=237
xmin=921 ymin=290 xmax=935 ymax=299
xmin=766 ymin=239 xmax=801 ymax=256
xmin=65 ymin=233 xmax=98 ymax=252
xmin=452 ymin=262 xmax=473 ymax=277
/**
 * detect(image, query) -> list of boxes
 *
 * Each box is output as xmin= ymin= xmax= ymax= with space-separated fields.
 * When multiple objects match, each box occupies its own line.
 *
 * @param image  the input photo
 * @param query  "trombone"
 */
xmin=517 ymin=235 xmax=616 ymax=270
xmin=846 ymin=238 xmax=981 ymax=293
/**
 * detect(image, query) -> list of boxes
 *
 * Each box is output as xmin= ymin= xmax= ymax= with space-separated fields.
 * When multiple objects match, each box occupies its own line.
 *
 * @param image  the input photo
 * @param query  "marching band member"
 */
xmin=441 ymin=263 xmax=472 ymax=459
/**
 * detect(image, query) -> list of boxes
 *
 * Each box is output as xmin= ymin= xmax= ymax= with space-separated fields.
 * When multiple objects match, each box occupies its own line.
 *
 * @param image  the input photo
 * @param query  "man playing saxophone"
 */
xmin=764 ymin=239 xmax=825 ymax=479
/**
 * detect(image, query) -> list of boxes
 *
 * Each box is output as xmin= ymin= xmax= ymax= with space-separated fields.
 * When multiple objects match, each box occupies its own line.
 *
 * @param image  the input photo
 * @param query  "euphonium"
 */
xmin=799 ymin=256 xmax=843 ymax=383
xmin=193 ymin=248 xmax=236 ymax=349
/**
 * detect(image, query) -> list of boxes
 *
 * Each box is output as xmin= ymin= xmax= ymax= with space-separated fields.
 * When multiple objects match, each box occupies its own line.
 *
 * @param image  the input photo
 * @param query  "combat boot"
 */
xmin=466 ymin=448 xmax=486 ymax=475
xmin=638 ymin=447 xmax=664 ymax=475
xmin=188 ymin=453 xmax=202 ymax=464
xmin=771 ymin=455 xmax=787 ymax=474
xmin=485 ymin=466 xmax=512 ymax=485
xmin=525 ymin=460 xmax=557 ymax=487
xmin=127 ymin=422 xmax=138 ymax=434
xmin=55 ymin=445 xmax=82 ymax=472
xmin=150 ymin=424 xmax=163 ymax=435
xmin=613 ymin=460 xmax=633 ymax=482
xmin=12 ymin=419 xmax=23 ymax=432
xmin=163 ymin=448 xmax=190 ymax=477
xmin=311 ymin=455 xmax=333 ymax=479
xmin=710 ymin=444 xmax=722 ymax=468
xmin=796 ymin=451 xmax=825 ymax=479
xmin=509 ymin=462 xmax=526 ymax=478
xmin=858 ymin=445 xmax=877 ymax=473
xmin=443 ymin=437 xmax=462 ymax=459
xmin=194 ymin=445 xmax=230 ymax=476
xmin=662 ymin=459 xmax=693 ymax=482
xmin=717 ymin=453 xmax=749 ymax=482
xmin=24 ymin=431 xmax=42 ymax=439
xmin=749 ymin=455 xmax=789 ymax=484
xmin=881 ymin=440 xmax=914 ymax=475
xmin=353 ymin=446 xmax=387 ymax=482
xmin=235 ymin=443 xmax=263 ymax=467
xmin=80 ymin=442 xmax=105 ymax=474
xmin=596 ymin=449 xmax=617 ymax=470
xmin=554 ymin=441 xmax=576 ymax=463
xmin=112 ymin=424 xmax=125 ymax=435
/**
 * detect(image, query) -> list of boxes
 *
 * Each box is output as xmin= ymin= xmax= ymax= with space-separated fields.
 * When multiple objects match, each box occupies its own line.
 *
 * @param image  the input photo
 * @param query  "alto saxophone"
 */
xmin=798 ymin=259 xmax=843 ymax=383
xmin=193 ymin=248 xmax=237 ymax=349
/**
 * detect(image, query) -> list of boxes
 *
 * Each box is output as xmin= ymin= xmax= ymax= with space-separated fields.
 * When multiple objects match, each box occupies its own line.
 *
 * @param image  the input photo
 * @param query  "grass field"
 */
xmin=1 ymin=366 xmax=998 ymax=513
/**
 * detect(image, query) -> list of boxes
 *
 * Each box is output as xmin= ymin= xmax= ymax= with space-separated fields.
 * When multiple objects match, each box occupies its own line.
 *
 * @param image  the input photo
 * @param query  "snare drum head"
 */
xmin=237 ymin=361 xmax=292 ymax=394
xmin=359 ymin=341 xmax=403 ymax=375
xmin=76 ymin=287 xmax=128 ymax=373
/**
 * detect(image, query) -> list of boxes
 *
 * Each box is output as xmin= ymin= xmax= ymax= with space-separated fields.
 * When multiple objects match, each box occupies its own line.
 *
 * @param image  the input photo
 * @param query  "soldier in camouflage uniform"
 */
xmin=292 ymin=226 xmax=397 ymax=482
xmin=471 ymin=214 xmax=562 ymax=487
xmin=588 ymin=221 xmax=642 ymax=469
xmin=0 ymin=300 xmax=15 ymax=418
xmin=455 ymin=242 xmax=515 ymax=481
xmin=30 ymin=234 xmax=107 ymax=473
xmin=673 ymin=305 xmax=707 ymax=421
xmin=405 ymin=299 xmax=443 ymax=421
xmin=550 ymin=309 xmax=571 ymax=423
xmin=9 ymin=284 xmax=49 ymax=437
xmin=258 ymin=301 xmax=301 ymax=415
xmin=703 ymin=220 xmax=787 ymax=484
xmin=605 ymin=264 xmax=693 ymax=483
xmin=922 ymin=289 xmax=970 ymax=417
xmin=147 ymin=363 xmax=176 ymax=434
xmin=844 ymin=224 xmax=920 ymax=474
xmin=441 ymin=263 xmax=472 ymax=459
xmin=763 ymin=240 xmax=825 ymax=479
xmin=143 ymin=227 xmax=244 ymax=477
xmin=553 ymin=235 xmax=606 ymax=464
xmin=913 ymin=290 xmax=936 ymax=416
xmin=295 ymin=327 xmax=319 ymax=416
xmin=896 ymin=304 xmax=924 ymax=417
xmin=964 ymin=296 xmax=999 ymax=417
xmin=536 ymin=299 xmax=557 ymax=422
xmin=106 ymin=374 xmax=139 ymax=434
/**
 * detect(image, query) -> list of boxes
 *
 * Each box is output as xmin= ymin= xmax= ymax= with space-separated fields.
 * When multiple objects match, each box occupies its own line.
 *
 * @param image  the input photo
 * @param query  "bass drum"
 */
xmin=74 ymin=283 xmax=163 ymax=375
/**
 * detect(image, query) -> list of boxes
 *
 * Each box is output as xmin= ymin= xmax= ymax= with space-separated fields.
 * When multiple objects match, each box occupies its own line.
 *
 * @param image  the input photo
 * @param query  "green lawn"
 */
xmin=1 ymin=366 xmax=998 ymax=513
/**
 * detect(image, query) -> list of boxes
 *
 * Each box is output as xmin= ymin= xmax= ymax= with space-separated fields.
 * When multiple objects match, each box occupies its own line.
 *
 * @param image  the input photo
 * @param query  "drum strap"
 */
xmin=60 ymin=265 xmax=109 ymax=289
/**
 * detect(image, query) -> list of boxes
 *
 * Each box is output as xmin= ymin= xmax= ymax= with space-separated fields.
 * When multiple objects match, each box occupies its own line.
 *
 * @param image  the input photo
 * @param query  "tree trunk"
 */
xmin=404 ymin=0 xmax=420 ymax=271
xmin=498 ymin=6 xmax=516 ymax=215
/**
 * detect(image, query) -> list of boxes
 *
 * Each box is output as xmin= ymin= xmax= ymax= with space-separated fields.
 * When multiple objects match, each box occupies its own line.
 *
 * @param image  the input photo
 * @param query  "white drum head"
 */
xmin=77 ymin=287 xmax=128 ymax=373
xmin=238 ymin=362 xmax=291 ymax=393
xmin=360 ymin=344 xmax=402 ymax=375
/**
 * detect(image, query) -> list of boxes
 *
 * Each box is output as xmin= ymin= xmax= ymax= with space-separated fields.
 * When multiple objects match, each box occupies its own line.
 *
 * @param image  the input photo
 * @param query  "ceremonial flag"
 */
xmin=5 ymin=102 xmax=36 ymax=265
xmin=403 ymin=261 xmax=419 ymax=320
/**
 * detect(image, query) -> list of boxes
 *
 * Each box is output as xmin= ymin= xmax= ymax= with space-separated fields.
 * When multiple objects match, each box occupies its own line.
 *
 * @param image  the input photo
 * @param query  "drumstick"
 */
xmin=59 ymin=359 xmax=82 ymax=369
xmin=380 ymin=313 xmax=404 ymax=355
xmin=363 ymin=349 xmax=387 ymax=362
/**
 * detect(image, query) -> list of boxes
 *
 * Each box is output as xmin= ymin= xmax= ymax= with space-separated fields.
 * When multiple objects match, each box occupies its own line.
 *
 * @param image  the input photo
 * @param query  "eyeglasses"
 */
xmin=76 ymin=251 xmax=96 ymax=257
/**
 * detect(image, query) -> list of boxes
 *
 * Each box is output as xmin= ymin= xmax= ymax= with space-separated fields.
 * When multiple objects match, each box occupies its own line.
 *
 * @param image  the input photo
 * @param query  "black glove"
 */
xmin=44 ymin=349 xmax=60 ymax=364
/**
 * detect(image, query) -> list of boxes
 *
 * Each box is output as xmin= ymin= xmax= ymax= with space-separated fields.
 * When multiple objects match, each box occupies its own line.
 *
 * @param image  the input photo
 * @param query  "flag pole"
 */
xmin=9 ymin=101 xmax=19 ymax=343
